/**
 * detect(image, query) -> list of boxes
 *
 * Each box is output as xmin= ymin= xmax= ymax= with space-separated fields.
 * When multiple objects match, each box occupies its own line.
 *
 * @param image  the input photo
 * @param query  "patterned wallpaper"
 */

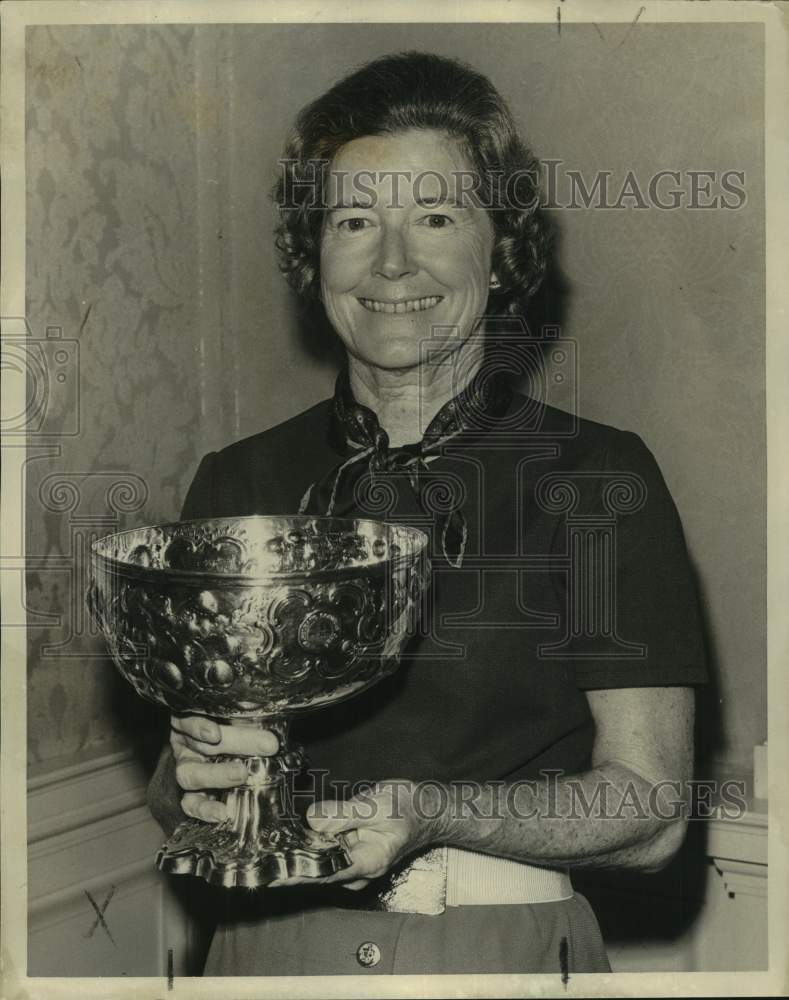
xmin=26 ymin=25 xmax=237 ymax=764
xmin=25 ymin=23 xmax=765 ymax=776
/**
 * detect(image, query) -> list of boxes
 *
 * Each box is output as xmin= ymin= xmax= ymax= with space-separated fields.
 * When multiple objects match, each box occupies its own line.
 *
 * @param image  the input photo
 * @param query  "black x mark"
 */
xmin=84 ymin=885 xmax=116 ymax=945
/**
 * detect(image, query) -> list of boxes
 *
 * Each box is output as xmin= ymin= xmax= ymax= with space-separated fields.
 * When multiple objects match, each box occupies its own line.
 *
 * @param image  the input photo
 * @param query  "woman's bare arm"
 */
xmin=303 ymin=686 xmax=694 ymax=886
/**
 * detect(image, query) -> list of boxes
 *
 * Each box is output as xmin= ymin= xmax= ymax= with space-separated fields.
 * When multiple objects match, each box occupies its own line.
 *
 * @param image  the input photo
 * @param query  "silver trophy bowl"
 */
xmin=88 ymin=515 xmax=429 ymax=888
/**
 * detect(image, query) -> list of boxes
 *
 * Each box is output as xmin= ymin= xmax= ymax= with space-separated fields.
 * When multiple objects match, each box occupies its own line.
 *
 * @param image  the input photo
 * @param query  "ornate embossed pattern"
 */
xmin=89 ymin=515 xmax=428 ymax=718
xmin=158 ymin=815 xmax=350 ymax=887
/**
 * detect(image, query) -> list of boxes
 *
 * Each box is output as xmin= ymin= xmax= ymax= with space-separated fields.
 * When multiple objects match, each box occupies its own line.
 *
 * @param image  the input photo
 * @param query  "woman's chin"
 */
xmin=350 ymin=346 xmax=424 ymax=372
xmin=347 ymin=332 xmax=477 ymax=374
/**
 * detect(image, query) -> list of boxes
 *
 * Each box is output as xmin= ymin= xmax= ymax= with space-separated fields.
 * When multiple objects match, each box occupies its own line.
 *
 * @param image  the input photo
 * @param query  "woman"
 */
xmin=149 ymin=51 xmax=707 ymax=976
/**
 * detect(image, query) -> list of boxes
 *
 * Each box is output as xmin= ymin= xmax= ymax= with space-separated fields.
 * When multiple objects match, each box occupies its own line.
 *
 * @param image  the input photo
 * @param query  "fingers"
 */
xmin=267 ymin=857 xmax=370 ymax=889
xmin=171 ymin=716 xmax=279 ymax=758
xmin=267 ymin=875 xmax=314 ymax=888
xmin=268 ymin=873 xmax=371 ymax=890
xmin=181 ymin=792 xmax=229 ymax=823
xmin=175 ymin=754 xmax=250 ymax=792
xmin=338 ymin=829 xmax=361 ymax=851
xmin=171 ymin=715 xmax=221 ymax=746
xmin=322 ymin=840 xmax=388 ymax=884
xmin=169 ymin=717 xmax=280 ymax=796
xmin=340 ymin=879 xmax=372 ymax=891
xmin=266 ymin=829 xmax=380 ymax=888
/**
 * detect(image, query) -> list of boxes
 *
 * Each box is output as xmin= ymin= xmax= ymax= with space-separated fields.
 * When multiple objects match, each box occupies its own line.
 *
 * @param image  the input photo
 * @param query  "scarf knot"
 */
xmin=299 ymin=365 xmax=512 ymax=568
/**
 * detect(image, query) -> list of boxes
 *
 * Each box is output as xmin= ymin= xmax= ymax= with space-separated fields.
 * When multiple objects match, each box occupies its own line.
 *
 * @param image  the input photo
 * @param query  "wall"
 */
xmin=24 ymin=24 xmax=338 ymax=767
xmin=27 ymin=749 xmax=209 ymax=976
xmin=26 ymin=23 xmax=764 ymax=782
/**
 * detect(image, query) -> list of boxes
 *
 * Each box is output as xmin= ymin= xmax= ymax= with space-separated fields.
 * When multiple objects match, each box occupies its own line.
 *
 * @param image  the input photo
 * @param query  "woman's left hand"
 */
xmin=271 ymin=779 xmax=439 ymax=891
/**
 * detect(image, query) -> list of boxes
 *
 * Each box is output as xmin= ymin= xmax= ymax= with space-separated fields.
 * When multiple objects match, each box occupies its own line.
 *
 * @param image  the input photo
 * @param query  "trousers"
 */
xmin=203 ymin=889 xmax=611 ymax=976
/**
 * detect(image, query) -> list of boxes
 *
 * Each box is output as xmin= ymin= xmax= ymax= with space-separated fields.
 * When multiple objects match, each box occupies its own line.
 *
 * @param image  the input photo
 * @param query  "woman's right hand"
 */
xmin=170 ymin=715 xmax=280 ymax=824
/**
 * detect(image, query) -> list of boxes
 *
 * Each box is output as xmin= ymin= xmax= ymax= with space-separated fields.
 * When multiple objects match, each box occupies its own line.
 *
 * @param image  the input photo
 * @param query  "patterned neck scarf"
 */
xmin=298 ymin=365 xmax=513 ymax=567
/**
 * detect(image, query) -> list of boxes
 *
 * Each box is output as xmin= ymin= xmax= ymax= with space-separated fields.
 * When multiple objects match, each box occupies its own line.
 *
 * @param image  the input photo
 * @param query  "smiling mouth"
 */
xmin=358 ymin=295 xmax=444 ymax=315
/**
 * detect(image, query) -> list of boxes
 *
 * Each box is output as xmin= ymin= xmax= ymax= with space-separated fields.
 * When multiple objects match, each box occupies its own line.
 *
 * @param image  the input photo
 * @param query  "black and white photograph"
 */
xmin=1 ymin=1 xmax=787 ymax=997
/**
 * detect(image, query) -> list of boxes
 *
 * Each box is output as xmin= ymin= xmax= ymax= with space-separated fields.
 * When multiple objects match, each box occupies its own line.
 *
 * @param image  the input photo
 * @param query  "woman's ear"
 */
xmin=489 ymin=274 xmax=501 ymax=290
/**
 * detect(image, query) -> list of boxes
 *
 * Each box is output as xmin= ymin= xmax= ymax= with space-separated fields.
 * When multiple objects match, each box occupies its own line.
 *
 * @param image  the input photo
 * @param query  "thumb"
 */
xmin=306 ymin=793 xmax=378 ymax=833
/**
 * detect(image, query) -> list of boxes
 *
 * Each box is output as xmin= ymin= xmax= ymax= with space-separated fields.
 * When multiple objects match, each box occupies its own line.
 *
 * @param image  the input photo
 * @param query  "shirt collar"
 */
xmin=329 ymin=362 xmax=514 ymax=458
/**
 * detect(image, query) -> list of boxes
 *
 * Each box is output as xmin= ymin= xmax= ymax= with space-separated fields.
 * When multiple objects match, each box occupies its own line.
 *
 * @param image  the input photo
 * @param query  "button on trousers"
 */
xmin=203 ymin=892 xmax=610 ymax=976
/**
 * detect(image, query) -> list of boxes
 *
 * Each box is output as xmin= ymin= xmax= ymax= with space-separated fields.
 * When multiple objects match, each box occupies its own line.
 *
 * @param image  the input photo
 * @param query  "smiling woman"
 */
xmin=147 ymin=50 xmax=708 ymax=977
xmin=319 ymin=130 xmax=495 ymax=381
xmin=275 ymin=51 xmax=547 ymax=315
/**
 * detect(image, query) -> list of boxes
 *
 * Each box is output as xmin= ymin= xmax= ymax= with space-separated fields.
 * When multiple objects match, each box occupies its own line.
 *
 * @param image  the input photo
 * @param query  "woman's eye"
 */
xmin=420 ymin=214 xmax=453 ymax=229
xmin=337 ymin=217 xmax=372 ymax=233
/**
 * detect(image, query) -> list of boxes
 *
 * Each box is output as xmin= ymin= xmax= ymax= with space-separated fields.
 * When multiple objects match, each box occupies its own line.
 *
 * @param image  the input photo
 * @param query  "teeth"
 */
xmin=359 ymin=296 xmax=442 ymax=314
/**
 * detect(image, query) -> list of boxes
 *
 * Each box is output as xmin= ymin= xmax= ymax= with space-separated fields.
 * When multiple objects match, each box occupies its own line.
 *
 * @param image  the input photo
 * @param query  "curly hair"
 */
xmin=273 ymin=51 xmax=549 ymax=319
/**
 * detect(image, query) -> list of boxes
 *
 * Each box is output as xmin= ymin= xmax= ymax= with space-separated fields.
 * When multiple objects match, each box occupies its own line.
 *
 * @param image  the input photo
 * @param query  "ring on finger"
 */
xmin=338 ymin=829 xmax=360 ymax=851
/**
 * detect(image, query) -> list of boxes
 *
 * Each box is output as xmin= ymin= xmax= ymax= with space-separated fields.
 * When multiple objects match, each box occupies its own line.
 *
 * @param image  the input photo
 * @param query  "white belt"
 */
xmin=446 ymin=847 xmax=573 ymax=906
xmin=368 ymin=846 xmax=573 ymax=915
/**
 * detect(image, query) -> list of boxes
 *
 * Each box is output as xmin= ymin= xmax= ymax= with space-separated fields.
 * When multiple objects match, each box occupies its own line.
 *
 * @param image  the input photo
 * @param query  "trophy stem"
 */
xmin=221 ymin=718 xmax=298 ymax=852
xmin=156 ymin=717 xmax=351 ymax=887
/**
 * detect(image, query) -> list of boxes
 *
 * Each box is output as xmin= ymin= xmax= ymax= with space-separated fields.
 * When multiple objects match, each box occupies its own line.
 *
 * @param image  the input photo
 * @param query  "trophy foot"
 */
xmin=155 ymin=732 xmax=354 ymax=887
xmin=156 ymin=817 xmax=351 ymax=888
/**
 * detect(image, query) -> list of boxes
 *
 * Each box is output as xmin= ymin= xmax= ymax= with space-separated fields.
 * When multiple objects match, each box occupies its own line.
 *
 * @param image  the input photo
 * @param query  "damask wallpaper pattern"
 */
xmin=26 ymin=26 xmax=229 ymax=764
xmin=25 ymin=23 xmax=765 ymax=777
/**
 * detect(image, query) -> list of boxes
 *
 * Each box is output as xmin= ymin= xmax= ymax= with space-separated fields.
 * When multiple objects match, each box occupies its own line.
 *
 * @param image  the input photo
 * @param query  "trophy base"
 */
xmin=156 ymin=817 xmax=351 ymax=888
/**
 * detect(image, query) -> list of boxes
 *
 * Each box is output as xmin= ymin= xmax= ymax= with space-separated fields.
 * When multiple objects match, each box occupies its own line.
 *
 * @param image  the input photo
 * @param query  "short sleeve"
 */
xmin=180 ymin=452 xmax=219 ymax=520
xmin=571 ymin=431 xmax=708 ymax=690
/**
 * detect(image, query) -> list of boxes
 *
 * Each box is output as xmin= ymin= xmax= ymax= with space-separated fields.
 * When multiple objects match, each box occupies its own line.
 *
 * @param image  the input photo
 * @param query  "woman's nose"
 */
xmin=373 ymin=227 xmax=416 ymax=280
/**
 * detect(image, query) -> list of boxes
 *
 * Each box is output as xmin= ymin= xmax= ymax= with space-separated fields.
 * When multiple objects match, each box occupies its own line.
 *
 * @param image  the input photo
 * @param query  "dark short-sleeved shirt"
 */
xmin=180 ymin=390 xmax=707 ymax=794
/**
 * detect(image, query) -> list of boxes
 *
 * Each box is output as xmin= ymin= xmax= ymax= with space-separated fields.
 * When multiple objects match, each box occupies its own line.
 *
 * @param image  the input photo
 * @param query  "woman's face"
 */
xmin=320 ymin=129 xmax=495 ymax=372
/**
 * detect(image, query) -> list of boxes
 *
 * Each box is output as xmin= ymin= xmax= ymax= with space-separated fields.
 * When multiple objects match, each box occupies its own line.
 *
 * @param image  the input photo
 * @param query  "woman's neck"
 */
xmin=347 ymin=341 xmax=484 ymax=447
